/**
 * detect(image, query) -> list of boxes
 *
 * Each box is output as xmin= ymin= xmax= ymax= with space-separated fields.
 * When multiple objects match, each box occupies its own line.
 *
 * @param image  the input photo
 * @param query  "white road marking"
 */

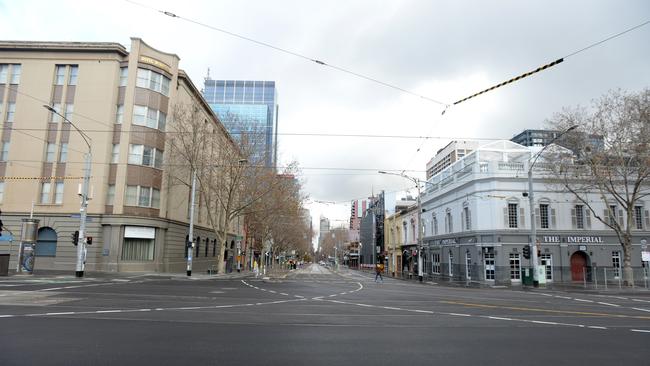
xmin=95 ymin=310 xmax=123 ymax=313
xmin=632 ymin=308 xmax=650 ymax=313
xmin=573 ymin=299 xmax=594 ymax=303
xmin=632 ymin=299 xmax=650 ymax=303
xmin=448 ymin=313 xmax=471 ymax=317
xmin=538 ymin=293 xmax=553 ymax=297
xmin=487 ymin=316 xmax=513 ymax=321
xmin=531 ymin=320 xmax=558 ymax=325
xmin=0 ymin=315 xmax=15 ymax=318
xmin=555 ymin=296 xmax=572 ymax=299
xmin=631 ymin=329 xmax=650 ymax=333
xmin=588 ymin=326 xmax=608 ymax=330
xmin=280 ymin=293 xmax=288 ymax=296
xmin=597 ymin=302 xmax=620 ymax=307
xmin=44 ymin=312 xmax=75 ymax=316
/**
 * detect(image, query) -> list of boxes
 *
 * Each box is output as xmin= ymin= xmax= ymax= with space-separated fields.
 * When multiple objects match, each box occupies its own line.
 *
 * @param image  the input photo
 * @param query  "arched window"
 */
xmin=35 ymin=227 xmax=58 ymax=257
xmin=195 ymin=236 xmax=200 ymax=257
xmin=204 ymin=237 xmax=209 ymax=257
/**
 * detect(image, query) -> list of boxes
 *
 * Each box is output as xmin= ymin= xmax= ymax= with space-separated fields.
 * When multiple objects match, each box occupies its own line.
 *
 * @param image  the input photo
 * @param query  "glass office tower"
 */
xmin=203 ymin=79 xmax=278 ymax=167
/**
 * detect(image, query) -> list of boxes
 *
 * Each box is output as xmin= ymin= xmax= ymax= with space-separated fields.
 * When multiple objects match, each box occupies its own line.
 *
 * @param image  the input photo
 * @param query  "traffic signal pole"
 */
xmin=76 ymin=152 xmax=91 ymax=278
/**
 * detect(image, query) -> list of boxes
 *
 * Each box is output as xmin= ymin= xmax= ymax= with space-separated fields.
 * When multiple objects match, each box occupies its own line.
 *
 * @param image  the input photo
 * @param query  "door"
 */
xmin=570 ymin=251 xmax=587 ymax=281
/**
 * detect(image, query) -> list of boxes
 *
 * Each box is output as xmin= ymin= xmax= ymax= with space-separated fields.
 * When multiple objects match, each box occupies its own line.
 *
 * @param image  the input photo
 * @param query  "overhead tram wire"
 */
xmin=124 ymin=0 xmax=450 ymax=109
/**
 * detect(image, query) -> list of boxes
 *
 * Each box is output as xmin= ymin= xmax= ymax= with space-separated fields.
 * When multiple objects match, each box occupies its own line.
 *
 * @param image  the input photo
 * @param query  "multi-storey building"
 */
xmin=425 ymin=140 xmax=479 ymax=180
xmin=202 ymin=79 xmax=278 ymax=167
xmin=421 ymin=140 xmax=649 ymax=285
xmin=384 ymin=198 xmax=418 ymax=277
xmin=317 ymin=215 xmax=330 ymax=253
xmin=0 ymin=38 xmax=241 ymax=273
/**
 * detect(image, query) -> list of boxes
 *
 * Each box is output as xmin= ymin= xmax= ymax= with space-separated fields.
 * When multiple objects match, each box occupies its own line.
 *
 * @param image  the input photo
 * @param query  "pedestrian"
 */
xmin=375 ymin=262 xmax=384 ymax=283
xmin=253 ymin=260 xmax=259 ymax=277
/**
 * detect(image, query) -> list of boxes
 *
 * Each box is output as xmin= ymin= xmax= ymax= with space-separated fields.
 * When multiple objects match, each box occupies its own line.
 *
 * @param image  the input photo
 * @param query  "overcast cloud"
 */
xmin=1 ymin=0 xmax=648 ymax=240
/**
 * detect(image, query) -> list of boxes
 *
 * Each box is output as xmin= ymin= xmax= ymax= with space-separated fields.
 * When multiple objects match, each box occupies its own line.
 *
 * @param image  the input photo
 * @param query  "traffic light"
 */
xmin=86 ymin=236 xmax=93 ymax=245
xmin=71 ymin=230 xmax=79 ymax=246
xmin=522 ymin=245 xmax=531 ymax=259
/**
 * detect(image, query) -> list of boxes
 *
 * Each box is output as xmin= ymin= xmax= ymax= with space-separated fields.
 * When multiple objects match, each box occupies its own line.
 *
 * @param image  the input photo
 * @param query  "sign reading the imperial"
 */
xmin=567 ymin=236 xmax=603 ymax=243
xmin=139 ymin=56 xmax=171 ymax=74
xmin=440 ymin=238 xmax=457 ymax=245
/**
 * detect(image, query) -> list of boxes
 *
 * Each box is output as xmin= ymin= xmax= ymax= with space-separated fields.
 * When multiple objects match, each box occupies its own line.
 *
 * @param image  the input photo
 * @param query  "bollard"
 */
xmin=604 ymin=268 xmax=607 ymax=290
xmin=618 ymin=272 xmax=622 ymax=289
xmin=583 ymin=267 xmax=587 ymax=289
xmin=594 ymin=267 xmax=598 ymax=289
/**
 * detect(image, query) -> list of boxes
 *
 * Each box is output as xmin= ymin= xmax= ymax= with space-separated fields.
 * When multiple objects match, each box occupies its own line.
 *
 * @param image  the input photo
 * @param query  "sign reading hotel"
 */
xmin=139 ymin=56 xmax=171 ymax=74
xmin=543 ymin=235 xmax=604 ymax=244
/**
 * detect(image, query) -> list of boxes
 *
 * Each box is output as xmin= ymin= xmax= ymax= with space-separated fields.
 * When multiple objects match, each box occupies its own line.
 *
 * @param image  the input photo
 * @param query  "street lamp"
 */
xmin=527 ymin=125 xmax=577 ymax=287
xmin=43 ymin=105 xmax=92 ymax=278
xmin=379 ymin=170 xmax=424 ymax=282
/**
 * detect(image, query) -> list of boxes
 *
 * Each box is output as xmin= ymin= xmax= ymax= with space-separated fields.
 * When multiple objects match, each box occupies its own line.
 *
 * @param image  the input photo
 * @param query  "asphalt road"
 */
xmin=1 ymin=264 xmax=649 ymax=365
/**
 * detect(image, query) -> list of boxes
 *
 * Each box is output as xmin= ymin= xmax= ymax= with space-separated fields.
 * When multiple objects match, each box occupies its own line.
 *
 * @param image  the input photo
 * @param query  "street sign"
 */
xmin=642 ymin=251 xmax=650 ymax=262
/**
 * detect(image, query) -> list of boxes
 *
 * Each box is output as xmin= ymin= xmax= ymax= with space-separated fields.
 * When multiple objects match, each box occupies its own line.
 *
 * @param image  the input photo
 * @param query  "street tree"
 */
xmin=546 ymin=88 xmax=650 ymax=285
xmin=167 ymin=103 xmax=283 ymax=273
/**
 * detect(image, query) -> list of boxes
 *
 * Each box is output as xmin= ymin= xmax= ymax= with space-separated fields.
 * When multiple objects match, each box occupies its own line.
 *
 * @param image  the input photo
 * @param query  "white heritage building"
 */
xmin=420 ymin=140 xmax=649 ymax=285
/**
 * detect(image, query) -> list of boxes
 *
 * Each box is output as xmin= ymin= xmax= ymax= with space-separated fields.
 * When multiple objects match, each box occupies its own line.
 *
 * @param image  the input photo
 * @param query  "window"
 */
xmin=10 ymin=64 xmax=21 ymax=84
xmin=128 ymin=144 xmax=143 ymax=164
xmin=106 ymin=184 xmax=115 ymax=205
xmin=116 ymin=104 xmax=124 ymax=124
xmin=212 ymin=239 xmax=217 ymax=257
xmin=135 ymin=68 xmax=170 ymax=96
xmin=445 ymin=211 xmax=453 ymax=233
xmin=50 ymin=103 xmax=62 ymax=122
xmin=64 ymin=103 xmax=74 ymax=121
xmin=612 ymin=251 xmax=621 ymax=278
xmin=1 ymin=142 xmax=9 ymax=161
xmin=575 ymin=205 xmax=585 ymax=229
xmin=124 ymin=185 xmax=160 ymax=208
xmin=119 ymin=67 xmax=128 ymax=86
xmin=508 ymin=203 xmax=518 ymax=228
xmin=139 ymin=186 xmax=151 ymax=207
xmin=432 ymin=253 xmax=441 ymax=274
xmin=45 ymin=143 xmax=56 ymax=162
xmin=205 ymin=238 xmax=209 ymax=257
xmin=509 ymin=253 xmax=521 ymax=280
xmin=111 ymin=144 xmax=119 ymax=163
xmin=132 ymin=105 xmax=166 ymax=131
xmin=128 ymin=144 xmax=163 ymax=168
xmin=465 ymin=252 xmax=471 ymax=280
xmin=195 ymin=236 xmax=200 ymax=257
xmin=59 ymin=143 xmax=68 ymax=163
xmin=6 ymin=102 xmax=15 ymax=122
xmin=0 ymin=182 xmax=4 ymax=203
xmin=484 ymin=252 xmax=495 ymax=280
xmin=54 ymin=182 xmax=64 ymax=204
xmin=539 ymin=204 xmax=549 ymax=229
xmin=68 ymin=66 xmax=78 ymax=85
xmin=121 ymin=238 xmax=154 ymax=261
xmin=55 ymin=65 xmax=66 ymax=85
xmin=432 ymin=214 xmax=438 ymax=235
xmin=0 ymin=65 xmax=7 ymax=83
xmin=448 ymin=252 xmax=454 ymax=276
xmin=634 ymin=206 xmax=643 ymax=230
xmin=463 ymin=206 xmax=471 ymax=231
xmin=608 ymin=205 xmax=617 ymax=226
xmin=40 ymin=182 xmax=51 ymax=203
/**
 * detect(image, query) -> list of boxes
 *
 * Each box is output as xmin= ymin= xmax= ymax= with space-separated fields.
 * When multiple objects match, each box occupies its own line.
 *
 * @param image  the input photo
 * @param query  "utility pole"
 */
xmin=527 ymin=125 xmax=577 ymax=287
xmin=187 ymin=170 xmax=197 ymax=276
xmin=43 ymin=105 xmax=91 ymax=278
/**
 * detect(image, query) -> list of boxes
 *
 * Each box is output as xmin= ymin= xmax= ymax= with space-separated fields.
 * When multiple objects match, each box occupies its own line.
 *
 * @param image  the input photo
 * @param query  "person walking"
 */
xmin=375 ymin=262 xmax=384 ymax=283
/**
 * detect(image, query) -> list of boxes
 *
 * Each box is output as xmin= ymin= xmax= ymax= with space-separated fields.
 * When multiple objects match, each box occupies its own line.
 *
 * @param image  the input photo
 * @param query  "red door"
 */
xmin=570 ymin=252 xmax=587 ymax=281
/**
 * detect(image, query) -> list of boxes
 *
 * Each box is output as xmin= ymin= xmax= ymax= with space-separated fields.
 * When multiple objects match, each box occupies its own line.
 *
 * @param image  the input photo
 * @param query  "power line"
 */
xmin=124 ymin=0 xmax=449 ymax=107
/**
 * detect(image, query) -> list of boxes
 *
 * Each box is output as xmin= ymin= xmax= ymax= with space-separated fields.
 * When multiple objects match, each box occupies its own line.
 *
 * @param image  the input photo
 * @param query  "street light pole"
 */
xmin=43 ymin=105 xmax=91 ymax=278
xmin=528 ymin=125 xmax=577 ymax=287
xmin=379 ymin=171 xmax=424 ymax=282
xmin=187 ymin=170 xmax=197 ymax=276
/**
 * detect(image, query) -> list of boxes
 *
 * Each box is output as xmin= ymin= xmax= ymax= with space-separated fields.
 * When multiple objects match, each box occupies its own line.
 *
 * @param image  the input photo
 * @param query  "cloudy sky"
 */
xmin=2 ymin=0 xmax=649 ymax=243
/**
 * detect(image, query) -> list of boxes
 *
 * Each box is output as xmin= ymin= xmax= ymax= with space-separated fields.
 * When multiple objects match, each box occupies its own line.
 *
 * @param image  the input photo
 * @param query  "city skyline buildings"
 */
xmin=202 ymin=78 xmax=279 ymax=168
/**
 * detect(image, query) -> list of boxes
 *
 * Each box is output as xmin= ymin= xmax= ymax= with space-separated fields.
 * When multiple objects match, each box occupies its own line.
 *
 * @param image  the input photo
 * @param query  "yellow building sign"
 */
xmin=139 ymin=56 xmax=171 ymax=74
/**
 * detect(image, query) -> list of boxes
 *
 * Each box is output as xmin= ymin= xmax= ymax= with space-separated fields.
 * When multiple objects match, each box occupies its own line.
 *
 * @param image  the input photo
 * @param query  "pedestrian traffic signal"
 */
xmin=523 ymin=245 xmax=531 ymax=259
xmin=71 ymin=230 xmax=79 ymax=246
xmin=86 ymin=236 xmax=93 ymax=245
